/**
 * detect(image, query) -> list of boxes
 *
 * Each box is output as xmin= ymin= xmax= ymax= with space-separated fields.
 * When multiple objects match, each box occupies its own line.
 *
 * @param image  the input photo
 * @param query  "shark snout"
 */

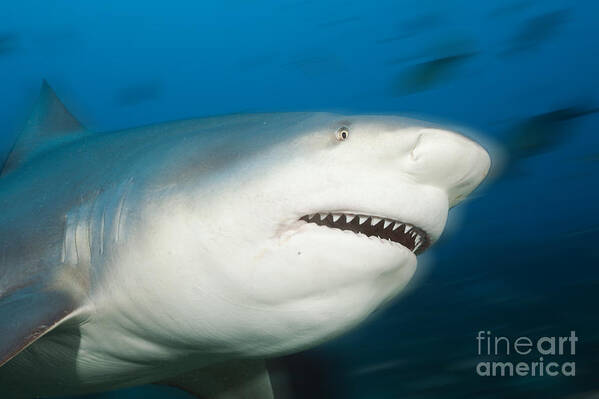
xmin=407 ymin=128 xmax=491 ymax=206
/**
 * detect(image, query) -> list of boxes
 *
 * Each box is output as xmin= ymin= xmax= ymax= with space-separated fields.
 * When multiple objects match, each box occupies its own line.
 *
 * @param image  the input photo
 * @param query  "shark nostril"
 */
xmin=404 ymin=129 xmax=491 ymax=202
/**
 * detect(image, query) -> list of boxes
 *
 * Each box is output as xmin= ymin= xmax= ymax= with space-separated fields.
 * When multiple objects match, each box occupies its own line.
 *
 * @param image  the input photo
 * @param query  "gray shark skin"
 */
xmin=0 ymin=82 xmax=490 ymax=398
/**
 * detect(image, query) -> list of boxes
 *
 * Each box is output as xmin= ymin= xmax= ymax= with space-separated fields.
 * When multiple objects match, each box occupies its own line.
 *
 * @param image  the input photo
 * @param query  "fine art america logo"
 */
xmin=476 ymin=330 xmax=577 ymax=377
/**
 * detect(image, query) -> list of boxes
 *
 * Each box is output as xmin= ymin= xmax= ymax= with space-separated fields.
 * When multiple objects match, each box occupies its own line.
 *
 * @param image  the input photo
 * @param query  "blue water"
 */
xmin=1 ymin=0 xmax=598 ymax=398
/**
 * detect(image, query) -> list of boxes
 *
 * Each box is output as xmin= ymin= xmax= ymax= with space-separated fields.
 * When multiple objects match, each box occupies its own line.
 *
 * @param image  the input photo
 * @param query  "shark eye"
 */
xmin=336 ymin=127 xmax=350 ymax=141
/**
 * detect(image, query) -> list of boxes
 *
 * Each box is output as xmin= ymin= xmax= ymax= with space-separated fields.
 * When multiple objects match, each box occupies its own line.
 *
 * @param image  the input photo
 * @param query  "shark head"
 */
xmin=105 ymin=112 xmax=490 ymax=358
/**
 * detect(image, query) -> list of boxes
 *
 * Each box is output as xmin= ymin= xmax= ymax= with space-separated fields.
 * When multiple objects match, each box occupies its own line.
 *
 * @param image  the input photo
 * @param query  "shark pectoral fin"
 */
xmin=0 ymin=285 xmax=80 ymax=367
xmin=161 ymin=359 xmax=274 ymax=399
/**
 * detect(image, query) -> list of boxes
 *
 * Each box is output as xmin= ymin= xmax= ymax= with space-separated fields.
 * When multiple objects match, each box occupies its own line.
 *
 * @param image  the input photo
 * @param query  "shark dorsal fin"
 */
xmin=1 ymin=80 xmax=89 ymax=176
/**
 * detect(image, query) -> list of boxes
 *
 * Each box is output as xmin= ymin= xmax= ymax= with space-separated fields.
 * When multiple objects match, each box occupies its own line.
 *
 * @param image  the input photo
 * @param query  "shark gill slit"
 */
xmin=62 ymin=211 xmax=78 ymax=265
xmin=90 ymin=191 xmax=105 ymax=257
xmin=115 ymin=197 xmax=124 ymax=243
xmin=61 ymin=218 xmax=66 ymax=263
xmin=74 ymin=205 xmax=90 ymax=265
xmin=73 ymin=214 xmax=80 ymax=264
xmin=79 ymin=203 xmax=92 ymax=264
xmin=114 ymin=178 xmax=134 ymax=243
xmin=99 ymin=211 xmax=105 ymax=255
xmin=87 ymin=198 xmax=95 ymax=260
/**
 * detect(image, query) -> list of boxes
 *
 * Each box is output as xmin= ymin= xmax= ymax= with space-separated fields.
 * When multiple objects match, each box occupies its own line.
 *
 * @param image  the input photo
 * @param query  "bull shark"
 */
xmin=0 ymin=82 xmax=490 ymax=398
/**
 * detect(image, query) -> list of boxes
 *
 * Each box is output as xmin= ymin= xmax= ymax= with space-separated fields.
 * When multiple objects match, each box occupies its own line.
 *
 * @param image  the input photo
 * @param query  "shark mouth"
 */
xmin=299 ymin=213 xmax=430 ymax=254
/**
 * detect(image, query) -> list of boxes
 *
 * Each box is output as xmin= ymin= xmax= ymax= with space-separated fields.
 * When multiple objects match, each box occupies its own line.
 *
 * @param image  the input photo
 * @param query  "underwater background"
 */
xmin=1 ymin=0 xmax=598 ymax=397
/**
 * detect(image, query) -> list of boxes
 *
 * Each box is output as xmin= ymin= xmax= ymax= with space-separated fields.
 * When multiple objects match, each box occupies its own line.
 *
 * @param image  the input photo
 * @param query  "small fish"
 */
xmin=392 ymin=52 xmax=475 ymax=95
xmin=115 ymin=81 xmax=164 ymax=106
xmin=0 ymin=33 xmax=18 ymax=56
xmin=504 ymin=10 xmax=570 ymax=54
xmin=505 ymin=106 xmax=599 ymax=161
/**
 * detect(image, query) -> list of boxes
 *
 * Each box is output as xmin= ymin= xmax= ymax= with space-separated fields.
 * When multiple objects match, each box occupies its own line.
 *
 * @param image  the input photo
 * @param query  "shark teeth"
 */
xmin=298 ymin=212 xmax=429 ymax=254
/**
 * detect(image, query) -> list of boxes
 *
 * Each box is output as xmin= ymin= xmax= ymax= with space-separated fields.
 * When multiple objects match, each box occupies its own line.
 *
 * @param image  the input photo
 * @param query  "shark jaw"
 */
xmin=299 ymin=212 xmax=430 ymax=254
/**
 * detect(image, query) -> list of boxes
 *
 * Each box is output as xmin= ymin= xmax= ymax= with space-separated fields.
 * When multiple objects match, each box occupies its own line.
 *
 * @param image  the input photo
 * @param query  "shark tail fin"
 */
xmin=1 ymin=80 xmax=89 ymax=177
